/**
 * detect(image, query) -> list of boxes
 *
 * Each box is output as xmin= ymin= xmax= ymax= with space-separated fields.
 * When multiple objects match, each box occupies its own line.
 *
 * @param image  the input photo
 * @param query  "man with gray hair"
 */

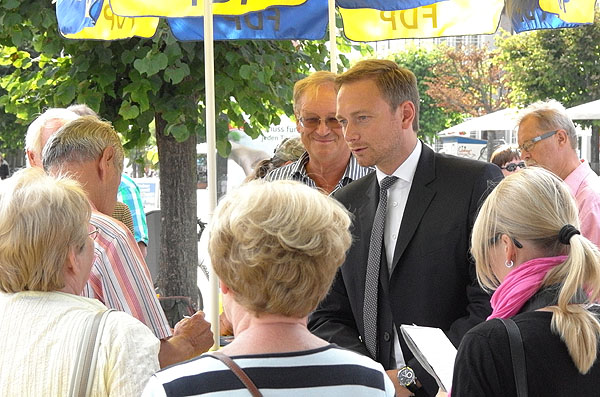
xmin=25 ymin=108 xmax=79 ymax=167
xmin=517 ymin=99 xmax=600 ymax=247
xmin=266 ymin=71 xmax=372 ymax=194
xmin=43 ymin=116 xmax=213 ymax=368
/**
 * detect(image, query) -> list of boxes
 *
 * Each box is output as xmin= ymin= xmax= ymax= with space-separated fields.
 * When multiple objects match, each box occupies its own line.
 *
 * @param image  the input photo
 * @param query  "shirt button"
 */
xmin=392 ymin=234 xmax=397 ymax=240
xmin=392 ymin=201 xmax=398 ymax=207
xmin=383 ymin=332 xmax=391 ymax=341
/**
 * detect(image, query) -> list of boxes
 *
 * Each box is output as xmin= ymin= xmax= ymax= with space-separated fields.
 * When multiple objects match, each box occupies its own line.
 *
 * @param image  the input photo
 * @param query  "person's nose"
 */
xmin=343 ymin=123 xmax=357 ymax=143
xmin=314 ymin=119 xmax=330 ymax=136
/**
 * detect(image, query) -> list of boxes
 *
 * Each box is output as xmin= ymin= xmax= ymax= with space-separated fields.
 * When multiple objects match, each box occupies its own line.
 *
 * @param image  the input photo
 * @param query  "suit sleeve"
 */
xmin=308 ymin=267 xmax=370 ymax=357
xmin=447 ymin=163 xmax=502 ymax=344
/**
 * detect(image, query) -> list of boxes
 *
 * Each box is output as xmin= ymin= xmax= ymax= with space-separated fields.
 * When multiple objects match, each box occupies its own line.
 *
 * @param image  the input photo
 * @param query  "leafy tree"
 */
xmin=498 ymin=18 xmax=600 ymax=171
xmin=425 ymin=44 xmax=512 ymax=117
xmin=392 ymin=47 xmax=465 ymax=141
xmin=0 ymin=0 xmax=343 ymax=305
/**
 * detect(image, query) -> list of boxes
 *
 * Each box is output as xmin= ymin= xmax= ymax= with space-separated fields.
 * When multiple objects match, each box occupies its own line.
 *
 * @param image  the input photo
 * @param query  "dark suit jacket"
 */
xmin=308 ymin=143 xmax=503 ymax=396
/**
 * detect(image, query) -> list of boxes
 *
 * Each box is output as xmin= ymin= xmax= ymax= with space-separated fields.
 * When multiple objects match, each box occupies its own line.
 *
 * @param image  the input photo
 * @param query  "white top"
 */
xmin=0 ymin=291 xmax=160 ymax=396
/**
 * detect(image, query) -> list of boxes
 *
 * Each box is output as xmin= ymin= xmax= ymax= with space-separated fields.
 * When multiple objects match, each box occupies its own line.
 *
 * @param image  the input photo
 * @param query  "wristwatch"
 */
xmin=397 ymin=365 xmax=419 ymax=395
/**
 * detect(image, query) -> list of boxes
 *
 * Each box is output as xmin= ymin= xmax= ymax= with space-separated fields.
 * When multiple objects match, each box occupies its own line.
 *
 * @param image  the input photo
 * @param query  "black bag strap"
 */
xmin=211 ymin=351 xmax=263 ymax=397
xmin=499 ymin=318 xmax=528 ymax=397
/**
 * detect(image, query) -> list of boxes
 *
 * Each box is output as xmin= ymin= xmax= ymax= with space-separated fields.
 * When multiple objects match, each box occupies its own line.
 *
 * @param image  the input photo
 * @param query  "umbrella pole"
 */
xmin=328 ymin=0 xmax=337 ymax=74
xmin=203 ymin=0 xmax=220 ymax=349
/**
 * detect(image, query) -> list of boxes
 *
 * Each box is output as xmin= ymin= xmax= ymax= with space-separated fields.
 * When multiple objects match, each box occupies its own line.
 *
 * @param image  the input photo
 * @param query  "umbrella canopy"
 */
xmin=567 ymin=99 xmax=600 ymax=120
xmin=438 ymin=108 xmax=521 ymax=135
xmin=57 ymin=0 xmax=598 ymax=41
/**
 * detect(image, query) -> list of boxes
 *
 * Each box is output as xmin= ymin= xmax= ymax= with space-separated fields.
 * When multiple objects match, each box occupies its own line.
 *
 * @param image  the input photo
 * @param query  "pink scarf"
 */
xmin=487 ymin=255 xmax=568 ymax=320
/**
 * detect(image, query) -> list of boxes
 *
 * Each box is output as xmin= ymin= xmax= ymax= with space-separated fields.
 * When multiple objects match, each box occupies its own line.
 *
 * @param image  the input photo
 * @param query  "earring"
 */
xmin=505 ymin=260 xmax=514 ymax=268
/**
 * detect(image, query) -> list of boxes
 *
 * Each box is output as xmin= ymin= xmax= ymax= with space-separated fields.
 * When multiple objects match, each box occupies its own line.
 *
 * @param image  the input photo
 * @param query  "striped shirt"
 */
xmin=142 ymin=344 xmax=395 ymax=396
xmin=82 ymin=209 xmax=172 ymax=340
xmin=118 ymin=174 xmax=149 ymax=245
xmin=265 ymin=151 xmax=373 ymax=194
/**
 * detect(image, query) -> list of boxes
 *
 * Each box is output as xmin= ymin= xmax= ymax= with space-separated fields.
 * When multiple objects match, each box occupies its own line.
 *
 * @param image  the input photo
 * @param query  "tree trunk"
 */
xmin=155 ymin=113 xmax=199 ymax=308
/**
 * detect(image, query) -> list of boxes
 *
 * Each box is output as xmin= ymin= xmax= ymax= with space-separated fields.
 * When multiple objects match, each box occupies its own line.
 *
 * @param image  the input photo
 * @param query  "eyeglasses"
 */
xmin=518 ymin=130 xmax=558 ymax=153
xmin=88 ymin=225 xmax=99 ymax=240
xmin=489 ymin=233 xmax=523 ymax=249
xmin=299 ymin=116 xmax=342 ymax=131
xmin=501 ymin=161 xmax=526 ymax=172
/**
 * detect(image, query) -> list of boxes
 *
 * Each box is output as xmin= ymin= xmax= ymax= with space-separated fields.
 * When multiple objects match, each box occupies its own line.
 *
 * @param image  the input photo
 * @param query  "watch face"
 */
xmin=398 ymin=366 xmax=416 ymax=386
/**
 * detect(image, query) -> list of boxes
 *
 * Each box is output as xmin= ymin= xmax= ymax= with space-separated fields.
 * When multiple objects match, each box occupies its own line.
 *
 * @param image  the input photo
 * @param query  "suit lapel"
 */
xmin=390 ymin=145 xmax=437 ymax=274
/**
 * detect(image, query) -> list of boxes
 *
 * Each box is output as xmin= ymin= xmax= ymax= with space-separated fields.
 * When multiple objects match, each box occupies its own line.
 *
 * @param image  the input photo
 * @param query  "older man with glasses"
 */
xmin=517 ymin=99 xmax=600 ymax=247
xmin=266 ymin=71 xmax=372 ymax=194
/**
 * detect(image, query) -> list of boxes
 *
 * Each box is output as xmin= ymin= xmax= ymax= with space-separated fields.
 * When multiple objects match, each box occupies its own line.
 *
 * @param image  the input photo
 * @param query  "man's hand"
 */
xmin=435 ymin=388 xmax=449 ymax=397
xmin=173 ymin=311 xmax=214 ymax=355
xmin=386 ymin=369 xmax=415 ymax=397
xmin=159 ymin=311 xmax=214 ymax=368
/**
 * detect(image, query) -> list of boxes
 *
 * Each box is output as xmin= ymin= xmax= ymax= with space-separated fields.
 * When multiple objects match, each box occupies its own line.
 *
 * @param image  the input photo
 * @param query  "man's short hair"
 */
xmin=293 ymin=71 xmax=337 ymax=115
xmin=209 ymin=180 xmax=352 ymax=318
xmin=42 ymin=116 xmax=124 ymax=174
xmin=0 ymin=168 xmax=90 ymax=293
xmin=336 ymin=59 xmax=420 ymax=132
xmin=25 ymin=108 xmax=80 ymax=159
xmin=518 ymin=99 xmax=577 ymax=150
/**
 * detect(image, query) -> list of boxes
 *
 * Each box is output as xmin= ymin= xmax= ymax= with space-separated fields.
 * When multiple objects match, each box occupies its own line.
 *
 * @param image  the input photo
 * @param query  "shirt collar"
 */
xmin=376 ymin=140 xmax=422 ymax=185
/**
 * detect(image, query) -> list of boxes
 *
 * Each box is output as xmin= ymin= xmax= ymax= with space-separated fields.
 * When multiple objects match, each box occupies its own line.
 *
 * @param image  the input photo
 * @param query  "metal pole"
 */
xmin=203 ymin=0 xmax=220 ymax=349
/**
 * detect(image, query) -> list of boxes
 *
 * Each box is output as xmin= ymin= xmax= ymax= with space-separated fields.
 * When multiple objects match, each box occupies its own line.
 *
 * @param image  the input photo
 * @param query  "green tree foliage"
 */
xmin=0 ymin=0 xmax=341 ymax=302
xmin=498 ymin=24 xmax=600 ymax=108
xmin=392 ymin=47 xmax=465 ymax=141
xmin=425 ymin=44 xmax=511 ymax=117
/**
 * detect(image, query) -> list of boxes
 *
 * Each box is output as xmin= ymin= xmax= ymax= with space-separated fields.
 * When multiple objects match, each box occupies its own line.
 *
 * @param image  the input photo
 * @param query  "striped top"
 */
xmin=82 ymin=210 xmax=172 ymax=340
xmin=265 ymin=151 xmax=373 ymax=194
xmin=142 ymin=344 xmax=395 ymax=397
xmin=118 ymin=174 xmax=149 ymax=245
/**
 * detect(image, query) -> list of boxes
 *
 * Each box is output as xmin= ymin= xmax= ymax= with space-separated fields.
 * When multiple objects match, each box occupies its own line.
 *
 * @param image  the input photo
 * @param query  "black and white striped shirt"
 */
xmin=265 ymin=152 xmax=373 ymax=194
xmin=142 ymin=344 xmax=395 ymax=396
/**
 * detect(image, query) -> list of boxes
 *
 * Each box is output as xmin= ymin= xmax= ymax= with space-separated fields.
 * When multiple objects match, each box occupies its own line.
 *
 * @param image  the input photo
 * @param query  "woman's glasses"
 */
xmin=501 ymin=161 xmax=526 ymax=172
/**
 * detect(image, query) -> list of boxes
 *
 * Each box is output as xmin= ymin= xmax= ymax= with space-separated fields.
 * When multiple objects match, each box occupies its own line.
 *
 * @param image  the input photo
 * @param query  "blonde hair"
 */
xmin=0 ymin=168 xmax=90 ymax=292
xmin=293 ymin=71 xmax=337 ymax=115
xmin=25 ymin=108 xmax=80 ymax=160
xmin=518 ymin=99 xmax=577 ymax=150
xmin=209 ymin=180 xmax=352 ymax=317
xmin=472 ymin=167 xmax=600 ymax=374
xmin=42 ymin=116 xmax=124 ymax=174
xmin=336 ymin=59 xmax=420 ymax=131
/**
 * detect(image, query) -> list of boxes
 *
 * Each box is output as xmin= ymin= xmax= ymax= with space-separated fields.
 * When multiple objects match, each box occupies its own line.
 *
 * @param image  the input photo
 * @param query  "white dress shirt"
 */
xmin=375 ymin=139 xmax=422 ymax=368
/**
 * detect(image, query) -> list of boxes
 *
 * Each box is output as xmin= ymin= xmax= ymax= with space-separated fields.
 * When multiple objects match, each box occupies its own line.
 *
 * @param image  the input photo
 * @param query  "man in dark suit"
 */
xmin=308 ymin=60 xmax=503 ymax=397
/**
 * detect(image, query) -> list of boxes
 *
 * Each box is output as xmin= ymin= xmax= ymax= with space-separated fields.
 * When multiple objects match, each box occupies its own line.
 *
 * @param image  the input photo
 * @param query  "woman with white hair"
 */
xmin=0 ymin=168 xmax=160 ymax=396
xmin=441 ymin=167 xmax=600 ymax=396
xmin=144 ymin=180 xmax=394 ymax=396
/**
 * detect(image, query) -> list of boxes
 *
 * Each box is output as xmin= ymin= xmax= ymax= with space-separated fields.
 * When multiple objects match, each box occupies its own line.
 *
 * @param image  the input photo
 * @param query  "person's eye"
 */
xmin=357 ymin=115 xmax=370 ymax=123
xmin=338 ymin=119 xmax=348 ymax=128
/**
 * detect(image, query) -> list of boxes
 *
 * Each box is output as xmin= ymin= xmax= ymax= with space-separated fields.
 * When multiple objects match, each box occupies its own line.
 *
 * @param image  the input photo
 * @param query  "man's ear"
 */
xmin=26 ymin=150 xmax=37 ymax=167
xmin=97 ymin=146 xmax=115 ymax=181
xmin=399 ymin=101 xmax=416 ymax=129
xmin=556 ymin=129 xmax=570 ymax=148
xmin=64 ymin=246 xmax=78 ymax=275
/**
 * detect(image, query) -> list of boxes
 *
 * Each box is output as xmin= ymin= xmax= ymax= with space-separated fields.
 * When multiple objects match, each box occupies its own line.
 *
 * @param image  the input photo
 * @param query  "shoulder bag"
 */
xmin=498 ymin=318 xmax=528 ymax=397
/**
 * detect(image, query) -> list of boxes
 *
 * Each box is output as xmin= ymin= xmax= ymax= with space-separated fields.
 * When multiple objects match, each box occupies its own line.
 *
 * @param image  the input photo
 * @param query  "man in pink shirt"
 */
xmin=518 ymin=99 xmax=600 ymax=247
xmin=42 ymin=116 xmax=213 ymax=368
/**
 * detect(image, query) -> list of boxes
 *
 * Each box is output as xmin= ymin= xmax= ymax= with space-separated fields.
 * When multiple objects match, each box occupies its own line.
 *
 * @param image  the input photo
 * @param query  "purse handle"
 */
xmin=69 ymin=309 xmax=114 ymax=397
xmin=211 ymin=351 xmax=263 ymax=397
xmin=499 ymin=318 xmax=528 ymax=397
